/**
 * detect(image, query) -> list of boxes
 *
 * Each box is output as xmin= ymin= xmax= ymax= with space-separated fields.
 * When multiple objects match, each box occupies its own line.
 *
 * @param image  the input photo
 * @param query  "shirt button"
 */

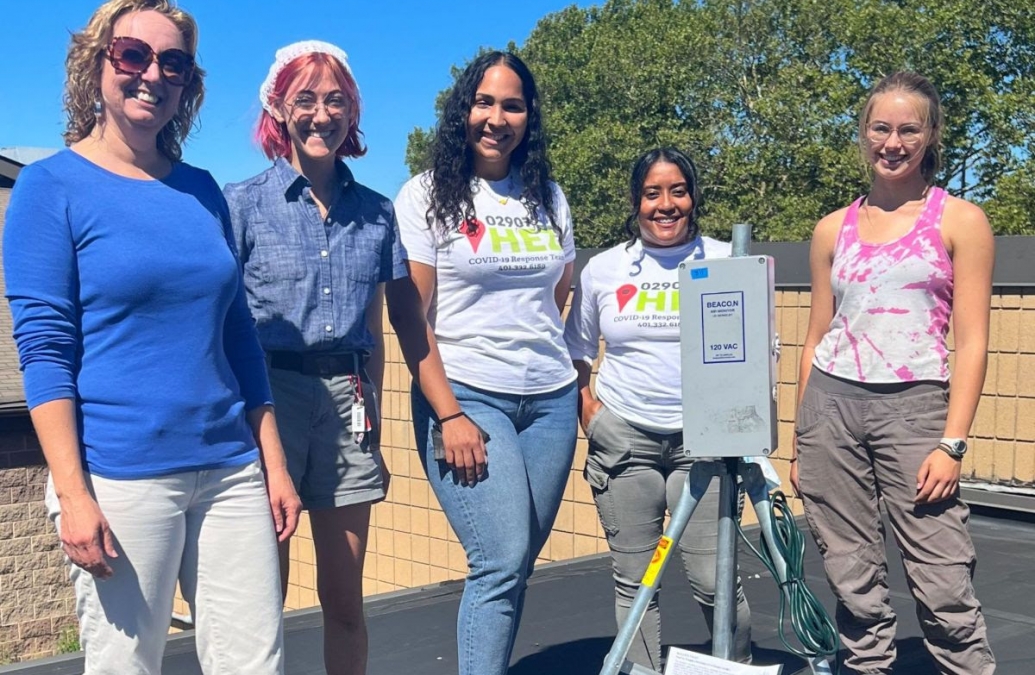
xmin=323 ymin=287 xmax=331 ymax=295
xmin=320 ymin=250 xmax=329 ymax=257
xmin=325 ymin=325 xmax=333 ymax=333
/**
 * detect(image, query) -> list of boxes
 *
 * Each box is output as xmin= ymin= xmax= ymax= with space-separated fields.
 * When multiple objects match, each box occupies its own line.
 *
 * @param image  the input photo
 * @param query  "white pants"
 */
xmin=46 ymin=461 xmax=284 ymax=675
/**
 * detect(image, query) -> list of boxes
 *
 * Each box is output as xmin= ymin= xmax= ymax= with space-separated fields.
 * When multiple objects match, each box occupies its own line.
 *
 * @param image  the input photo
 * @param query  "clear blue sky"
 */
xmin=0 ymin=0 xmax=587 ymax=197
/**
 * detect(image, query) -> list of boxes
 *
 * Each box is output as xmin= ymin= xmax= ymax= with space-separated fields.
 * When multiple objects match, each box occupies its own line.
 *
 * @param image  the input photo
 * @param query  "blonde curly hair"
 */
xmin=63 ymin=0 xmax=205 ymax=161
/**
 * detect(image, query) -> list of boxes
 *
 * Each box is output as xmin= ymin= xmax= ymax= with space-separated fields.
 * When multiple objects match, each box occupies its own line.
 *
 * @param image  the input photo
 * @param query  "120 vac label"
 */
xmin=700 ymin=291 xmax=746 ymax=364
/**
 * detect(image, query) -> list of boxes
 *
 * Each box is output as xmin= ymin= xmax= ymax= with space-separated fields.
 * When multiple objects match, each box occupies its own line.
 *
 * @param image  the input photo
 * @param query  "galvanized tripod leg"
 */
xmin=599 ymin=461 xmax=720 ymax=675
xmin=739 ymin=462 xmax=790 ymax=584
xmin=711 ymin=458 xmax=741 ymax=661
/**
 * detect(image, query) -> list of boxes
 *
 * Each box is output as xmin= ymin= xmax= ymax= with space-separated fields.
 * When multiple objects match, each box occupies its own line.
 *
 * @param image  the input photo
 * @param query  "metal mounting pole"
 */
xmin=731 ymin=223 xmax=752 ymax=258
xmin=711 ymin=458 xmax=740 ymax=660
xmin=711 ymin=222 xmax=754 ymax=660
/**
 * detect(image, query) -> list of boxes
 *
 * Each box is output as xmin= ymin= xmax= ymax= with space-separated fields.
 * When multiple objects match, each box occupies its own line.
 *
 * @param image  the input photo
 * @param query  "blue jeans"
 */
xmin=412 ymin=379 xmax=578 ymax=675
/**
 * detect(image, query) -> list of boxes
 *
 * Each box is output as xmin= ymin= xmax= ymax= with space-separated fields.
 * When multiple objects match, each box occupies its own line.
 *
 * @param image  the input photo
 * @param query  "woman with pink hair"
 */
xmin=224 ymin=40 xmax=407 ymax=675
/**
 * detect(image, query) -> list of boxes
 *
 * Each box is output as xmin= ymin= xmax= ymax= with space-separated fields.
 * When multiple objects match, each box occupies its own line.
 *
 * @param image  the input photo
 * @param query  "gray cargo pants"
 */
xmin=585 ymin=405 xmax=752 ymax=670
xmin=796 ymin=368 xmax=995 ymax=675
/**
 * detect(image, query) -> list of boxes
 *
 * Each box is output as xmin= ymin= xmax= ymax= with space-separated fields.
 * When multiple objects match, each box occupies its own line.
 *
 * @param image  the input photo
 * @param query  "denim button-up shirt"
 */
xmin=224 ymin=158 xmax=407 ymax=353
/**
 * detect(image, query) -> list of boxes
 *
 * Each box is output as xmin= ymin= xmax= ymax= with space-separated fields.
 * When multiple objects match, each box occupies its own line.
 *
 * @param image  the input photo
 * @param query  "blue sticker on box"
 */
xmin=690 ymin=267 xmax=709 ymax=280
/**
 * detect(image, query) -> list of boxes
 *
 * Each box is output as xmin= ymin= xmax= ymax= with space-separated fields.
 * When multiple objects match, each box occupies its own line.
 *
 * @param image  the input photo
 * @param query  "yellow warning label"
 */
xmin=640 ymin=536 xmax=673 ymax=587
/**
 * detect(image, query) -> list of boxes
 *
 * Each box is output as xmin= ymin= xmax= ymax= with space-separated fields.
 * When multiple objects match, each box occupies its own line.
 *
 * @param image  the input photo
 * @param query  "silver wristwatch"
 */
xmin=938 ymin=438 xmax=968 ymax=460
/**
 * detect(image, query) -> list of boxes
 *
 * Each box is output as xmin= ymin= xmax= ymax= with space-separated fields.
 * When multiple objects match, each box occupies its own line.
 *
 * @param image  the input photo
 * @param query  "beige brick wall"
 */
xmin=0 ymin=430 xmax=76 ymax=664
xmin=967 ymin=290 xmax=1035 ymax=486
xmin=284 ymin=287 xmax=1035 ymax=606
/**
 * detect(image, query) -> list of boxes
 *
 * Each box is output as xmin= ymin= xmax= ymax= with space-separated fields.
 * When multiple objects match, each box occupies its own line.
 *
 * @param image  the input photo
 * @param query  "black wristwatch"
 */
xmin=938 ymin=438 xmax=967 ymax=460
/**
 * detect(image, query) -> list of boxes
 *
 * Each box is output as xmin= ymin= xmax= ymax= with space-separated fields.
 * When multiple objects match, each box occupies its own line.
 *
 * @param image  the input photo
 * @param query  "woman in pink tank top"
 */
xmin=792 ymin=73 xmax=996 ymax=674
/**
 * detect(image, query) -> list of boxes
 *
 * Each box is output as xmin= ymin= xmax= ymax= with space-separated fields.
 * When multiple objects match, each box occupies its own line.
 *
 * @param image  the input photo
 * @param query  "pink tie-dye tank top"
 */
xmin=812 ymin=187 xmax=953 ymax=383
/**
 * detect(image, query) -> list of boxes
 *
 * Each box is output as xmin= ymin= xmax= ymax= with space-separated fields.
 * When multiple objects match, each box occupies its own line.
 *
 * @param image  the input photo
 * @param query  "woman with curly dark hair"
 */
xmin=387 ymin=51 xmax=577 ymax=675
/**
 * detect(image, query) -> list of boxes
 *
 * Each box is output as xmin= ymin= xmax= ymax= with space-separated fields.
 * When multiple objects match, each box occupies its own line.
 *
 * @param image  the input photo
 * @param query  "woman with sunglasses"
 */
xmin=223 ymin=40 xmax=407 ymax=675
xmin=793 ymin=72 xmax=996 ymax=674
xmin=3 ymin=1 xmax=299 ymax=673
xmin=386 ymin=51 xmax=577 ymax=675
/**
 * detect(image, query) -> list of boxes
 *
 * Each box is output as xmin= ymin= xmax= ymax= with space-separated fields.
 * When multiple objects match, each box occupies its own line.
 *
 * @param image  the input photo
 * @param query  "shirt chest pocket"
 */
xmin=345 ymin=231 xmax=383 ymax=284
xmin=252 ymin=234 xmax=307 ymax=283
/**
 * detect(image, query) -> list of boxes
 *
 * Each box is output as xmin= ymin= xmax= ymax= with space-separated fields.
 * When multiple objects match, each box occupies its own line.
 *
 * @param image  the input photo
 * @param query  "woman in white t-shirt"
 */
xmin=564 ymin=147 xmax=752 ymax=669
xmin=386 ymin=51 xmax=577 ymax=675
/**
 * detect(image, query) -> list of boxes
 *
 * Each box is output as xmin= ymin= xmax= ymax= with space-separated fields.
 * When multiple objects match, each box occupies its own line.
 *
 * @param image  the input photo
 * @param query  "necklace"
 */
xmin=861 ymin=187 xmax=929 ymax=238
xmin=482 ymin=175 xmax=516 ymax=205
xmin=308 ymin=187 xmax=340 ymax=223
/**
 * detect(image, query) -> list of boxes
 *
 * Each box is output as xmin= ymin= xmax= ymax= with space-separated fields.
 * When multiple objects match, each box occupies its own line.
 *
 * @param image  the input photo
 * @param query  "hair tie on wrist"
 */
xmin=439 ymin=411 xmax=467 ymax=424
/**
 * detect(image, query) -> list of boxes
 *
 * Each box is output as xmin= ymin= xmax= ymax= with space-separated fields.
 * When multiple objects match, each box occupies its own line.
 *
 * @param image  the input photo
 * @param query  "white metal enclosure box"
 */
xmin=678 ymin=255 xmax=778 ymax=458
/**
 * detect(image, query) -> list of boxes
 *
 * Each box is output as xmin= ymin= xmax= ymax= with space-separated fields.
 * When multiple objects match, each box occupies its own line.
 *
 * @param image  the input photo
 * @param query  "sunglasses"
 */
xmin=106 ymin=36 xmax=195 ymax=87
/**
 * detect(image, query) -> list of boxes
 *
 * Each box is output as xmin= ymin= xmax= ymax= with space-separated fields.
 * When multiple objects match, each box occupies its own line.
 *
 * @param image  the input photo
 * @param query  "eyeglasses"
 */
xmin=287 ymin=93 xmax=349 ymax=118
xmin=106 ymin=36 xmax=195 ymax=87
xmin=866 ymin=122 xmax=926 ymax=144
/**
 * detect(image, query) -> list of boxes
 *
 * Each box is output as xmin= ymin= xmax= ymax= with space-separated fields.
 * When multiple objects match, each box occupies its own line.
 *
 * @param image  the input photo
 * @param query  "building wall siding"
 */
xmin=0 ymin=427 xmax=76 ymax=664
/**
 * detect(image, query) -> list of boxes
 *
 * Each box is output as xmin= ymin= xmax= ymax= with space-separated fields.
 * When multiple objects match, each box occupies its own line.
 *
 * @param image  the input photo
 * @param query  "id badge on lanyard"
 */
xmin=351 ymin=375 xmax=373 ymax=443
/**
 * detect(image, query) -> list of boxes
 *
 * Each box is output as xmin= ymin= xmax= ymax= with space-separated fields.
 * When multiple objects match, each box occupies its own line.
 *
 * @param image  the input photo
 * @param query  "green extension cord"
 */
xmin=734 ymin=490 xmax=841 ymax=672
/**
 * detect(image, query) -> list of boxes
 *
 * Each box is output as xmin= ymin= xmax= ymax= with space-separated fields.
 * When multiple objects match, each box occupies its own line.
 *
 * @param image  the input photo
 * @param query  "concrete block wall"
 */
xmin=0 ymin=428 xmax=76 ymax=664
xmin=966 ymin=290 xmax=1035 ymax=486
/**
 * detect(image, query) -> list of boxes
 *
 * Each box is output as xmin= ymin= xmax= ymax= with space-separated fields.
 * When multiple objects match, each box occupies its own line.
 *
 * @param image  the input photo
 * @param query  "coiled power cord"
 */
xmin=735 ymin=490 xmax=841 ymax=673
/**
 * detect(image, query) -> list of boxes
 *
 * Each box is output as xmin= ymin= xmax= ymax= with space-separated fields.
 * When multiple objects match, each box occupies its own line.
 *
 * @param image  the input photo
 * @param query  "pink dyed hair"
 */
xmin=256 ymin=52 xmax=366 ymax=160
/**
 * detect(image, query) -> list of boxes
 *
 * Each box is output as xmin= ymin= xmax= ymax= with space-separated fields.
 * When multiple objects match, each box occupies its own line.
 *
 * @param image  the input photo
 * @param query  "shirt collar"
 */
xmin=272 ymin=157 xmax=354 ymax=201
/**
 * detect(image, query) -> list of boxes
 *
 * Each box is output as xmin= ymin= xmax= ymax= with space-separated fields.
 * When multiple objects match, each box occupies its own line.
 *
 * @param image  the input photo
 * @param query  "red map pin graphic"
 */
xmin=615 ymin=284 xmax=637 ymax=312
xmin=461 ymin=219 xmax=486 ymax=252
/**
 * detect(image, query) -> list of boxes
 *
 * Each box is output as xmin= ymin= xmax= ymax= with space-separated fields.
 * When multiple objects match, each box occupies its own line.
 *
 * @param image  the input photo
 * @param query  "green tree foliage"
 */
xmin=405 ymin=0 xmax=1035 ymax=246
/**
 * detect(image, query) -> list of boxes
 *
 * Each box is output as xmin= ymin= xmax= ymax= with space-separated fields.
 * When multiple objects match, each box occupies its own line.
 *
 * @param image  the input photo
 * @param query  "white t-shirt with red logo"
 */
xmin=395 ymin=171 xmax=577 ymax=395
xmin=565 ymin=236 xmax=732 ymax=431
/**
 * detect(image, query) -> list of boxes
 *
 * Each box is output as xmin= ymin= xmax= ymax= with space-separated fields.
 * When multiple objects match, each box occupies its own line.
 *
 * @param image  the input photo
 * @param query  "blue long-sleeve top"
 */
xmin=3 ymin=150 xmax=273 ymax=479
